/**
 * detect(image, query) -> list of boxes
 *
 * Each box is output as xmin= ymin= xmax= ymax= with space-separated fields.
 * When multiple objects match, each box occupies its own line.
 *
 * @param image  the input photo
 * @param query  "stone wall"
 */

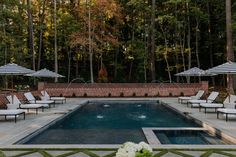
xmin=39 ymin=81 xmax=209 ymax=97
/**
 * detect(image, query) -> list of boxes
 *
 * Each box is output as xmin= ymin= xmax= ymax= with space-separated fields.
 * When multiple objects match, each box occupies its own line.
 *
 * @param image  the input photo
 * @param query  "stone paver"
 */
xmin=2 ymin=150 xmax=30 ymax=157
xmin=20 ymin=152 xmax=43 ymax=157
xmin=222 ymin=151 xmax=236 ymax=155
xmin=209 ymin=153 xmax=229 ymax=157
xmin=179 ymin=151 xmax=206 ymax=157
xmin=91 ymin=150 xmax=116 ymax=156
xmin=161 ymin=152 xmax=182 ymax=157
xmin=46 ymin=150 xmax=73 ymax=156
xmin=67 ymin=152 xmax=90 ymax=157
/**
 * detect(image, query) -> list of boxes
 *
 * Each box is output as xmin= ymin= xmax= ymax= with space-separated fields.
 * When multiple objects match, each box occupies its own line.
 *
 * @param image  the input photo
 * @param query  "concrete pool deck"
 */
xmin=0 ymin=97 xmax=236 ymax=150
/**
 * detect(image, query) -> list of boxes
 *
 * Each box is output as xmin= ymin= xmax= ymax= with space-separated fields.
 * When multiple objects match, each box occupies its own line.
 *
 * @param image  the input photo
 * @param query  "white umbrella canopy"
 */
xmin=26 ymin=68 xmax=64 ymax=96
xmin=205 ymin=61 xmax=236 ymax=94
xmin=0 ymin=63 xmax=35 ymax=75
xmin=205 ymin=61 xmax=236 ymax=74
xmin=0 ymin=63 xmax=35 ymax=103
xmin=175 ymin=67 xmax=209 ymax=76
xmin=26 ymin=68 xmax=64 ymax=78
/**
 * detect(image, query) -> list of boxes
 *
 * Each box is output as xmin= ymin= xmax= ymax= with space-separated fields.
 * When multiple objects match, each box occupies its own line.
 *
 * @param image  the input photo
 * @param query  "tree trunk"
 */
xmin=37 ymin=0 xmax=46 ymax=70
xmin=27 ymin=0 xmax=35 ymax=71
xmin=160 ymin=23 xmax=172 ymax=83
xmin=180 ymin=34 xmax=186 ymax=72
xmin=226 ymin=0 xmax=234 ymax=61
xmin=207 ymin=1 xmax=215 ymax=85
xmin=226 ymin=0 xmax=234 ymax=93
xmin=128 ymin=29 xmax=135 ymax=82
xmin=67 ymin=47 xmax=71 ymax=83
xmin=150 ymin=0 xmax=156 ymax=82
xmin=179 ymin=8 xmax=186 ymax=82
xmin=164 ymin=41 xmax=172 ymax=83
xmin=114 ymin=48 xmax=118 ymax=80
xmin=54 ymin=0 xmax=58 ymax=82
xmin=144 ymin=26 xmax=148 ymax=83
xmin=187 ymin=2 xmax=191 ymax=83
xmin=88 ymin=0 xmax=94 ymax=83
xmin=195 ymin=16 xmax=201 ymax=82
xmin=174 ymin=2 xmax=179 ymax=83
xmin=3 ymin=21 xmax=8 ymax=89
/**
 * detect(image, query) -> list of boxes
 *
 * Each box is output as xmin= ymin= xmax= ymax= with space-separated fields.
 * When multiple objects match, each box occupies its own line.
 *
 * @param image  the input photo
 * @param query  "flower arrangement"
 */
xmin=15 ymin=85 xmax=30 ymax=91
xmin=116 ymin=142 xmax=153 ymax=157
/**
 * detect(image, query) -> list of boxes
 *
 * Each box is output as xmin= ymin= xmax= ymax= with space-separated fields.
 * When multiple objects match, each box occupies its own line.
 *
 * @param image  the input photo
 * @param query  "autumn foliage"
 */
xmin=70 ymin=0 xmax=122 ymax=53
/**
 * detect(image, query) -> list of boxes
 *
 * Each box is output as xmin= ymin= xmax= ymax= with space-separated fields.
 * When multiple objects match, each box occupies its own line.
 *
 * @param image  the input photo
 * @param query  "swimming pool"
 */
xmin=18 ymin=100 xmax=225 ymax=144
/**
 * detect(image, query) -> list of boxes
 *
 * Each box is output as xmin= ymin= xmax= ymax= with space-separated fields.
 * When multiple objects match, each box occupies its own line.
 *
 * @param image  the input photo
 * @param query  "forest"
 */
xmin=0 ymin=0 xmax=235 ymax=85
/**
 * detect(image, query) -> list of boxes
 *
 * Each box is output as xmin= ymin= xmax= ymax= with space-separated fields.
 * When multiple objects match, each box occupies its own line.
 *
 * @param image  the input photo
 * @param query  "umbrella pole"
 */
xmin=11 ymin=75 xmax=14 ymax=104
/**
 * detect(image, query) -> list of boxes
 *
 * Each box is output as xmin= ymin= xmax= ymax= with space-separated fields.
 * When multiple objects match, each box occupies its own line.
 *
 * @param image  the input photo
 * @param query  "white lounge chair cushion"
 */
xmin=0 ymin=109 xmax=25 ymax=115
xmin=178 ymin=97 xmax=192 ymax=101
xmin=191 ymin=103 xmax=200 ymax=107
xmin=217 ymin=108 xmax=236 ymax=114
xmin=200 ymin=103 xmax=224 ymax=108
xmin=188 ymin=100 xmax=208 ymax=104
xmin=217 ymin=108 xmax=236 ymax=118
xmin=50 ymin=97 xmax=65 ymax=100
xmin=41 ymin=96 xmax=65 ymax=101
xmin=20 ymin=104 xmax=44 ymax=109
xmin=33 ymin=100 xmax=53 ymax=105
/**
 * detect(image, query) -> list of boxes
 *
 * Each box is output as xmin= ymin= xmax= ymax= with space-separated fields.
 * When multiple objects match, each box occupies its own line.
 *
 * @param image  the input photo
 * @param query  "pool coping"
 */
xmin=1 ymin=97 xmax=236 ymax=149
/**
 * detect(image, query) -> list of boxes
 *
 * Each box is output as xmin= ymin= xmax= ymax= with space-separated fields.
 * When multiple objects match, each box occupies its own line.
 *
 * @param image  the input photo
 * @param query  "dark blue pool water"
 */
xmin=21 ymin=100 xmax=200 ymax=144
xmin=154 ymin=130 xmax=228 ymax=145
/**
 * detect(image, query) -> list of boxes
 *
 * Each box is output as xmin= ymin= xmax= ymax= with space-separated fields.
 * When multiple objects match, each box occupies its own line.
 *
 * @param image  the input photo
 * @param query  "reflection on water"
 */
xmin=138 ymin=115 xmax=146 ymax=119
xmin=103 ymin=104 xmax=110 ymax=108
xmin=96 ymin=115 xmax=104 ymax=119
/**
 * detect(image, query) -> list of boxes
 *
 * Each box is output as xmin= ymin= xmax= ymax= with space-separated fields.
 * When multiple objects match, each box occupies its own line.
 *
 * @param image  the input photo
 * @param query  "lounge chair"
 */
xmin=24 ymin=92 xmax=55 ymax=108
xmin=6 ymin=95 xmax=45 ymax=114
xmin=199 ymin=95 xmax=236 ymax=113
xmin=178 ymin=90 xmax=204 ymax=104
xmin=216 ymin=95 xmax=236 ymax=121
xmin=0 ymin=104 xmax=25 ymax=123
xmin=187 ymin=91 xmax=219 ymax=108
xmin=41 ymin=90 xmax=66 ymax=104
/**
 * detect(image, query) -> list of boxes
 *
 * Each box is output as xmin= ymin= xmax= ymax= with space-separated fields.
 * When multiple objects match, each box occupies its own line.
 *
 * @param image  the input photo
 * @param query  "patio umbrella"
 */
xmin=205 ymin=61 xmax=236 ymax=74
xmin=175 ymin=67 xmax=215 ymax=78
xmin=26 ymin=68 xmax=64 ymax=96
xmin=205 ymin=61 xmax=236 ymax=94
xmin=175 ymin=67 xmax=207 ymax=77
xmin=0 ymin=63 xmax=35 ymax=102
xmin=26 ymin=68 xmax=64 ymax=78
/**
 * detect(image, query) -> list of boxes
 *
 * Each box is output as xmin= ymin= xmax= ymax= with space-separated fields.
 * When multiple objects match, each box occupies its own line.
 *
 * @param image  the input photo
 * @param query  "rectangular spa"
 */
xmin=153 ymin=128 xmax=229 ymax=145
xmin=17 ymin=100 xmax=230 ymax=144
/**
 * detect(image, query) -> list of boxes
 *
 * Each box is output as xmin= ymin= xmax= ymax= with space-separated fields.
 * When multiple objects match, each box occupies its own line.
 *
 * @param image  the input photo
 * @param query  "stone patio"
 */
xmin=0 ymin=97 xmax=236 ymax=156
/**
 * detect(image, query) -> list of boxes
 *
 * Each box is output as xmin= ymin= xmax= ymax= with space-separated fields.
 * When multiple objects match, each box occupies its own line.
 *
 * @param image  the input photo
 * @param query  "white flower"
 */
xmin=138 ymin=142 xmax=153 ymax=152
xmin=133 ymin=143 xmax=142 ymax=152
xmin=116 ymin=148 xmax=129 ymax=157
xmin=116 ymin=141 xmax=152 ymax=157
xmin=127 ymin=151 xmax=135 ymax=157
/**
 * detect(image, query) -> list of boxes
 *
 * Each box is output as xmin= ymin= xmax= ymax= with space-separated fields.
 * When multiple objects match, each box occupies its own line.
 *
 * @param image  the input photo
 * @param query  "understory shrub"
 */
xmin=120 ymin=92 xmax=124 ymax=97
